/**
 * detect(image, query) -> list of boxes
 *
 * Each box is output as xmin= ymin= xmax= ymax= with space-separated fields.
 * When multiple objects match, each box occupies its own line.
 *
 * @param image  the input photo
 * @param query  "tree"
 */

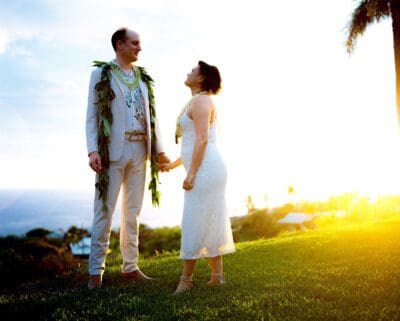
xmin=263 ymin=193 xmax=269 ymax=209
xmin=346 ymin=0 xmax=400 ymax=124
xmin=63 ymin=226 xmax=89 ymax=244
xmin=246 ymin=195 xmax=255 ymax=214
xmin=26 ymin=228 xmax=52 ymax=239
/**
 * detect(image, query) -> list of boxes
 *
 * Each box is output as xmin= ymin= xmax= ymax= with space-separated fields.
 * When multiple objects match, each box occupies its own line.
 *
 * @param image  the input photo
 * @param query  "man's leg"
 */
xmin=120 ymin=141 xmax=146 ymax=274
xmin=88 ymin=159 xmax=124 ymax=277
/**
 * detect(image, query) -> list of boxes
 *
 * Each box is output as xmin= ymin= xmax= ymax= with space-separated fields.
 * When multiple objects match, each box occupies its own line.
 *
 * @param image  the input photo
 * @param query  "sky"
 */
xmin=1 ymin=0 xmax=400 ymax=225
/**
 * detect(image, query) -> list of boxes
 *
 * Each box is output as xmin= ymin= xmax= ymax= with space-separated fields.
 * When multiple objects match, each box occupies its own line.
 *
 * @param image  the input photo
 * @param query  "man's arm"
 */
xmin=152 ymin=104 xmax=170 ymax=166
xmin=86 ymin=69 xmax=101 ymax=156
xmin=86 ymin=69 xmax=102 ymax=173
xmin=154 ymin=116 xmax=165 ymax=156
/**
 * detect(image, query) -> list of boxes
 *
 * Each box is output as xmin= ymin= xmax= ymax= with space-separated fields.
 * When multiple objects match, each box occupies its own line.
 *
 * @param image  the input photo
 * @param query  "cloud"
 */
xmin=1 ymin=0 xmax=400 ymax=200
xmin=0 ymin=28 xmax=9 ymax=54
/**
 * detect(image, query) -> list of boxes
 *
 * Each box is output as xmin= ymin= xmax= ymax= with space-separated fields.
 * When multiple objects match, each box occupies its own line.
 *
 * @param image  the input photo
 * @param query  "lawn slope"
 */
xmin=1 ymin=218 xmax=399 ymax=321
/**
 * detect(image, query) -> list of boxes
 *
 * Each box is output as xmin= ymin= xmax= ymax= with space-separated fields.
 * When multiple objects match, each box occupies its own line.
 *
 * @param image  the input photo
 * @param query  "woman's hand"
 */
xmin=159 ymin=158 xmax=182 ymax=172
xmin=159 ymin=162 xmax=174 ymax=172
xmin=183 ymin=173 xmax=195 ymax=190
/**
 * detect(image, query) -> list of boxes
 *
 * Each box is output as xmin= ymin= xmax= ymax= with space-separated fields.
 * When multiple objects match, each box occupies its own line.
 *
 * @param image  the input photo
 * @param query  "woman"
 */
xmin=162 ymin=61 xmax=236 ymax=294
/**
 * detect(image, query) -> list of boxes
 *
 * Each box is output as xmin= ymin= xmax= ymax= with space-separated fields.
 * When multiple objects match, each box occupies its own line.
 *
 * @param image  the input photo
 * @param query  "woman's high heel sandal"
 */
xmin=174 ymin=275 xmax=193 ymax=294
xmin=207 ymin=273 xmax=225 ymax=285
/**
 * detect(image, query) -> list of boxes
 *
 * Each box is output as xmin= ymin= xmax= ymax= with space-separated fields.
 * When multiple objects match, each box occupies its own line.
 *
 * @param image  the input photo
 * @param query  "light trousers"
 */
xmin=88 ymin=140 xmax=146 ymax=275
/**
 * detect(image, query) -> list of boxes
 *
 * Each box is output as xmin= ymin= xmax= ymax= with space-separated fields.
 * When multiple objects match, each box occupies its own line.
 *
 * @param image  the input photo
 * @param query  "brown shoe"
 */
xmin=121 ymin=269 xmax=155 ymax=282
xmin=87 ymin=274 xmax=102 ymax=290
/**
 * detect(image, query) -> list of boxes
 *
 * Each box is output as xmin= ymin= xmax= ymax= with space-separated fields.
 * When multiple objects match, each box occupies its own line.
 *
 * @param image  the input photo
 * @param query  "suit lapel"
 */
xmin=110 ymin=70 xmax=125 ymax=96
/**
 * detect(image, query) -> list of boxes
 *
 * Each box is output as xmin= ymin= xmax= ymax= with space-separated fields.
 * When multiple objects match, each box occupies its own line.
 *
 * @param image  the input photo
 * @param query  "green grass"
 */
xmin=1 ymin=218 xmax=399 ymax=321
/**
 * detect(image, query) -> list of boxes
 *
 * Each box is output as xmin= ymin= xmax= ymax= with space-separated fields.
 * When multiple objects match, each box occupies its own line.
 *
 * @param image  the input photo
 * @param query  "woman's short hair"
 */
xmin=198 ymin=61 xmax=222 ymax=94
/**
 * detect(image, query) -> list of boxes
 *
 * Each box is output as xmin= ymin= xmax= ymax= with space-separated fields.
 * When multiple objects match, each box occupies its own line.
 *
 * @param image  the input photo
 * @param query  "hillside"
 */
xmin=1 ymin=218 xmax=399 ymax=321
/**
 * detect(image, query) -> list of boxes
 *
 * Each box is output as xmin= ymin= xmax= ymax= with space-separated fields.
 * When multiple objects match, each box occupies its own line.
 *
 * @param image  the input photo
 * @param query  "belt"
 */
xmin=124 ymin=132 xmax=147 ymax=142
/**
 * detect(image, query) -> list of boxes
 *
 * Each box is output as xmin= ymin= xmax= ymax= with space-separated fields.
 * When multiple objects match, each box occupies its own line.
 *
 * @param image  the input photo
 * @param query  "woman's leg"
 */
xmin=182 ymin=259 xmax=197 ymax=277
xmin=208 ymin=256 xmax=223 ymax=275
xmin=174 ymin=259 xmax=197 ymax=294
xmin=208 ymin=256 xmax=225 ymax=284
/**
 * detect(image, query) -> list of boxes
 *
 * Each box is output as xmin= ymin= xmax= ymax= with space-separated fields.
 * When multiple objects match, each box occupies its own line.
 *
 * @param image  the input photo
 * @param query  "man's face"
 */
xmin=117 ymin=30 xmax=141 ymax=62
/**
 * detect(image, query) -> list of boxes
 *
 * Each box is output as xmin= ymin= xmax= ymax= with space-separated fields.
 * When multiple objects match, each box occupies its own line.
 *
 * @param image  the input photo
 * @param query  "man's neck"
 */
xmin=115 ymin=56 xmax=134 ymax=73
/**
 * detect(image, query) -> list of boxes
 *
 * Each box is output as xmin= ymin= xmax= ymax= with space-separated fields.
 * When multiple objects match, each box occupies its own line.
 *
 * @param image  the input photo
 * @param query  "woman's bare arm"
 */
xmin=183 ymin=95 xmax=213 ymax=189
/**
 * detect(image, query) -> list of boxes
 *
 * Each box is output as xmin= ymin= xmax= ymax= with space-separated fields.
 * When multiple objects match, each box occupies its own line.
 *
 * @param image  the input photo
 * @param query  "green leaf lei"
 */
xmin=92 ymin=60 xmax=161 ymax=210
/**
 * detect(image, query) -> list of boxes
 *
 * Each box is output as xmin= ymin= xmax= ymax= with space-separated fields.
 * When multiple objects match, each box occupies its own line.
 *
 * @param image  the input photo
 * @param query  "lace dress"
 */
xmin=179 ymin=104 xmax=236 ymax=259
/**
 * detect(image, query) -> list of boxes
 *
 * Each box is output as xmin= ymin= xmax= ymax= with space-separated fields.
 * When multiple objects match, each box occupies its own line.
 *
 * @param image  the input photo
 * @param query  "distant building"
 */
xmin=314 ymin=210 xmax=347 ymax=217
xmin=70 ymin=237 xmax=91 ymax=258
xmin=277 ymin=212 xmax=315 ymax=231
xmin=47 ymin=229 xmax=65 ymax=239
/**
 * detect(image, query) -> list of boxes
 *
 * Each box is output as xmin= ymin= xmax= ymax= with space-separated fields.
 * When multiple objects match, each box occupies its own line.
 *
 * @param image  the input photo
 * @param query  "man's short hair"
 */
xmin=111 ymin=28 xmax=128 ymax=51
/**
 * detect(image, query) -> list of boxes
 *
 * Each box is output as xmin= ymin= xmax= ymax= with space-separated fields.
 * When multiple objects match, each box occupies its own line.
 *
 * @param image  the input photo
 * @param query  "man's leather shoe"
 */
xmin=87 ymin=274 xmax=102 ymax=290
xmin=121 ymin=269 xmax=155 ymax=282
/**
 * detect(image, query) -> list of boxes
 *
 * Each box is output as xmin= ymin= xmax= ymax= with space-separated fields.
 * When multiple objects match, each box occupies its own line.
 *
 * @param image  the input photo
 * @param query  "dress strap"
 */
xmin=187 ymin=91 xmax=208 ymax=114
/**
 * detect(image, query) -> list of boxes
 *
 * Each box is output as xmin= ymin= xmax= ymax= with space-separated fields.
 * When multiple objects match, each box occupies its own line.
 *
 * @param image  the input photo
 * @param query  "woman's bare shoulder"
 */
xmin=191 ymin=94 xmax=214 ymax=110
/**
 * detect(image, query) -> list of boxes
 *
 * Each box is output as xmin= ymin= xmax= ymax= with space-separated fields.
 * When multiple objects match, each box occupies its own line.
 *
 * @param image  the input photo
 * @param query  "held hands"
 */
xmin=154 ymin=154 xmax=194 ymax=189
xmin=159 ymin=162 xmax=175 ymax=172
xmin=89 ymin=152 xmax=103 ymax=173
xmin=157 ymin=152 xmax=171 ymax=172
xmin=159 ymin=157 xmax=182 ymax=172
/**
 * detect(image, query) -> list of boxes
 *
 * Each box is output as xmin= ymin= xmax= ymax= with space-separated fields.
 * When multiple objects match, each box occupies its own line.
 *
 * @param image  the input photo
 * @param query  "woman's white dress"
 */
xmin=179 ymin=106 xmax=236 ymax=259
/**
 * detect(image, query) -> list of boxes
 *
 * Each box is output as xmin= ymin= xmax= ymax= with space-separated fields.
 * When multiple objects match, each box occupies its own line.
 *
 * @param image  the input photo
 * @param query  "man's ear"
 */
xmin=116 ymin=39 xmax=124 ymax=50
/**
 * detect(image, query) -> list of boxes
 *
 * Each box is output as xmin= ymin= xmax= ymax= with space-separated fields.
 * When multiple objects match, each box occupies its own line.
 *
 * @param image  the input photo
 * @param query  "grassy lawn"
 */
xmin=1 ymin=218 xmax=399 ymax=321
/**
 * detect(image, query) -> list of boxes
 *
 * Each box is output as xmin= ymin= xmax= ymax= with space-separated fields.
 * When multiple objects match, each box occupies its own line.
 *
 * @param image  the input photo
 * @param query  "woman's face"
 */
xmin=185 ymin=65 xmax=203 ymax=88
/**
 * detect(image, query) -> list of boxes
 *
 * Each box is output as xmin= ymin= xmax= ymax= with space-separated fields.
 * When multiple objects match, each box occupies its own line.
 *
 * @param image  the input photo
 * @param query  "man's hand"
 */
xmin=89 ymin=152 xmax=103 ymax=173
xmin=157 ymin=152 xmax=170 ymax=164
xmin=157 ymin=152 xmax=170 ymax=171
xmin=159 ymin=162 xmax=173 ymax=172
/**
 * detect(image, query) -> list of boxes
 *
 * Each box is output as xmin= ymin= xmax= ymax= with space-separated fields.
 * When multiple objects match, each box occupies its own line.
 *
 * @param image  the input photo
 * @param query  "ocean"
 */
xmin=0 ymin=189 xmax=182 ymax=236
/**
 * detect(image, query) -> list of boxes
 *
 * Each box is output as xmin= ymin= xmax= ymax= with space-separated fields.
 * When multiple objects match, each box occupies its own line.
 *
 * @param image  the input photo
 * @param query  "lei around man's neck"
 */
xmin=92 ymin=60 xmax=160 ymax=208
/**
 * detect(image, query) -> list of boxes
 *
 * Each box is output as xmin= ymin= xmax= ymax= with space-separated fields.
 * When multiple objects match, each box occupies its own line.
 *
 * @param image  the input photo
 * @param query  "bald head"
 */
xmin=111 ymin=28 xmax=139 ymax=51
xmin=111 ymin=28 xmax=141 ymax=63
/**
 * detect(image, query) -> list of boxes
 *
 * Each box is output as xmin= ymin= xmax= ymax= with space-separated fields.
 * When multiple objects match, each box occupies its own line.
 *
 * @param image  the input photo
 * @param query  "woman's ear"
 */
xmin=197 ymin=75 xmax=205 ymax=87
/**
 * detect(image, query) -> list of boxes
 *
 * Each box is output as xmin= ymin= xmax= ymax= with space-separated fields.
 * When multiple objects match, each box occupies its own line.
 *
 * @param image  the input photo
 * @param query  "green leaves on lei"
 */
xmin=139 ymin=65 xmax=161 ymax=207
xmin=92 ymin=60 xmax=161 ymax=210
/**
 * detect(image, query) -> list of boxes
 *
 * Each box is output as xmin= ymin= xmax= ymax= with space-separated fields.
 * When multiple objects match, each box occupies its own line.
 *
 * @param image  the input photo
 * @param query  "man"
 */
xmin=86 ymin=28 xmax=169 ymax=289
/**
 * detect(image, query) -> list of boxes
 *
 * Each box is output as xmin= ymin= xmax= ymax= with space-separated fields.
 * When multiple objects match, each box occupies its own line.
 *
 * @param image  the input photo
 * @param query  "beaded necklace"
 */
xmin=110 ymin=63 xmax=141 ymax=89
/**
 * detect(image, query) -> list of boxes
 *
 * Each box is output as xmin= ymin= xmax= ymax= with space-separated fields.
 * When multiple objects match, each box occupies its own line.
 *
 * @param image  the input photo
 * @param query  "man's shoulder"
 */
xmin=93 ymin=60 xmax=112 ymax=68
xmin=137 ymin=66 xmax=153 ymax=82
xmin=89 ymin=61 xmax=112 ymax=81
xmin=91 ymin=61 xmax=112 ymax=74
xmin=89 ymin=68 xmax=102 ymax=84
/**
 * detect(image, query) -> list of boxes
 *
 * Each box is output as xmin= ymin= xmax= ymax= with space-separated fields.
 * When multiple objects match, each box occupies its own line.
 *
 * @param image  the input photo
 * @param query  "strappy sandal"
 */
xmin=174 ymin=275 xmax=193 ymax=294
xmin=207 ymin=273 xmax=226 ymax=285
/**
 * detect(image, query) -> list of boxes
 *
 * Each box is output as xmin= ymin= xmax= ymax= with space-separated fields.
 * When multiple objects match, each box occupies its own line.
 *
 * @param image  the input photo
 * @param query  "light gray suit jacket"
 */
xmin=86 ymin=67 xmax=165 ymax=161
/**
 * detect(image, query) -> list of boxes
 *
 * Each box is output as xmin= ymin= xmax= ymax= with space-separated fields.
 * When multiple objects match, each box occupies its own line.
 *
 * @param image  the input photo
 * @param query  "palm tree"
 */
xmin=346 ymin=0 xmax=400 ymax=124
xmin=246 ymin=195 xmax=255 ymax=214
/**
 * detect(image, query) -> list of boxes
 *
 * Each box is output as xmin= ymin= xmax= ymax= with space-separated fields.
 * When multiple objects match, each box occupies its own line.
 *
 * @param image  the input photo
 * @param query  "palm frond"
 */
xmin=346 ymin=0 xmax=390 ymax=54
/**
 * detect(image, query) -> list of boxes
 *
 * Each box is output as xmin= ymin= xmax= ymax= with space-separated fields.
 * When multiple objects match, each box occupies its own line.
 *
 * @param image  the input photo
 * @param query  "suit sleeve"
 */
xmin=85 ymin=69 xmax=101 ymax=156
xmin=154 ymin=115 xmax=165 ymax=155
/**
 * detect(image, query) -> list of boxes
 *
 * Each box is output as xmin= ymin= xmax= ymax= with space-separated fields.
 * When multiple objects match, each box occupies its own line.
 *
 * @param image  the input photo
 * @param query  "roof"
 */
xmin=277 ymin=212 xmax=313 ymax=224
xmin=70 ymin=237 xmax=91 ymax=256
